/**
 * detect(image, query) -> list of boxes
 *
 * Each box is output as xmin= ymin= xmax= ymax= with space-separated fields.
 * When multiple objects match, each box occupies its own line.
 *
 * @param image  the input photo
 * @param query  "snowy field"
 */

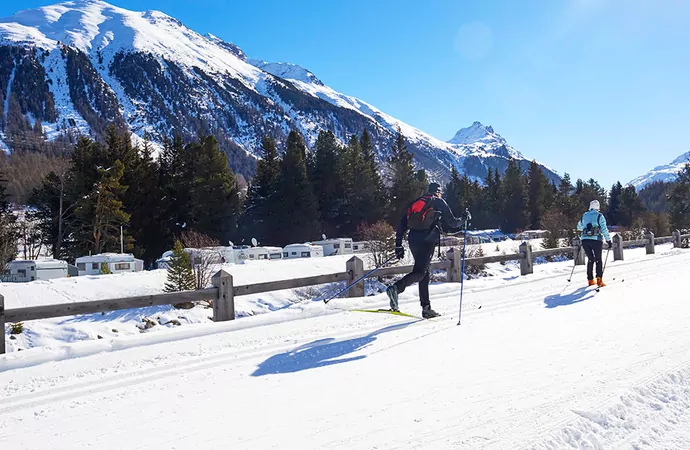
xmin=1 ymin=243 xmax=690 ymax=449
xmin=1 ymin=238 xmax=526 ymax=353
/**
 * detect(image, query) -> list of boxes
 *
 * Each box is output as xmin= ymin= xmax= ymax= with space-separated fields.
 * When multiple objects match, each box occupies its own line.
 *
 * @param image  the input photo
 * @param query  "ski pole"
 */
xmin=567 ymin=245 xmax=581 ymax=282
xmin=601 ymin=247 xmax=611 ymax=275
xmin=457 ymin=208 xmax=471 ymax=326
xmin=323 ymin=255 xmax=398 ymax=304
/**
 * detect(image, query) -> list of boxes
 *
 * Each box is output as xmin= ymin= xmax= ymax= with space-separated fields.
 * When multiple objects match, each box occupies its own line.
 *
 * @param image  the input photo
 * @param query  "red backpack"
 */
xmin=406 ymin=195 xmax=437 ymax=230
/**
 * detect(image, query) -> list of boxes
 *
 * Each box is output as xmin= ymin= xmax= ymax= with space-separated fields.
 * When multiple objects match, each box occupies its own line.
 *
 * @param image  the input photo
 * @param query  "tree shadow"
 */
xmin=251 ymin=320 xmax=419 ymax=376
xmin=544 ymin=287 xmax=596 ymax=308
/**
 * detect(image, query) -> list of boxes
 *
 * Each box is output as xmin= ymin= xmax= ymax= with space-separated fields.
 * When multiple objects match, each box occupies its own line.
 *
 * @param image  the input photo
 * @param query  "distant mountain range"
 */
xmin=628 ymin=151 xmax=690 ymax=190
xmin=0 ymin=0 xmax=560 ymax=184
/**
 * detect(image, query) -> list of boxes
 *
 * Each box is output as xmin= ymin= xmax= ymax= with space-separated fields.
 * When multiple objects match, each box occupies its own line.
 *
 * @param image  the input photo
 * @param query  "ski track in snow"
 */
xmin=1 ymin=247 xmax=690 ymax=449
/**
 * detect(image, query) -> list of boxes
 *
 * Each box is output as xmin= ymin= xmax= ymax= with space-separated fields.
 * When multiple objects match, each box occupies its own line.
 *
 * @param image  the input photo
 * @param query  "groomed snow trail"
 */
xmin=1 ymin=247 xmax=690 ymax=449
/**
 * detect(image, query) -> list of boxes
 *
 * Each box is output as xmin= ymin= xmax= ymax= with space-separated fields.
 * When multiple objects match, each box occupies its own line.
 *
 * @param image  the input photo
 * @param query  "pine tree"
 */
xmin=164 ymin=240 xmax=196 ymax=292
xmin=617 ymin=185 xmax=644 ymax=228
xmin=443 ymin=166 xmax=463 ymax=216
xmin=127 ymin=135 xmax=166 ymax=265
xmin=669 ymin=161 xmax=690 ymax=230
xmin=357 ymin=129 xmax=387 ymax=227
xmin=241 ymin=135 xmax=282 ymax=245
xmin=607 ymin=182 xmax=623 ymax=225
xmin=500 ymin=159 xmax=529 ymax=233
xmin=387 ymin=126 xmax=425 ymax=223
xmin=575 ymin=178 xmax=607 ymax=212
xmin=186 ymin=136 xmax=242 ymax=244
xmin=275 ymin=131 xmax=320 ymax=244
xmin=527 ymin=160 xmax=549 ymax=229
xmin=74 ymin=160 xmax=131 ymax=253
xmin=0 ymin=169 xmax=18 ymax=266
xmin=310 ymin=130 xmax=347 ymax=237
xmin=484 ymin=169 xmax=503 ymax=229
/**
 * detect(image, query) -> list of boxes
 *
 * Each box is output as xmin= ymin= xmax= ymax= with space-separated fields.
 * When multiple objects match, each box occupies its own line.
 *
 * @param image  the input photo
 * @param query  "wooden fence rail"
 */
xmin=2 ymin=231 xmax=689 ymax=354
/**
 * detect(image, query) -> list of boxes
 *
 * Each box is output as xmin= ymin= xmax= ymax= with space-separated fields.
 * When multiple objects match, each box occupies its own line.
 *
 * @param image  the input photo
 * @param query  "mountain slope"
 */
xmin=629 ymin=151 xmax=690 ymax=190
xmin=0 ymin=0 xmax=559 ymax=183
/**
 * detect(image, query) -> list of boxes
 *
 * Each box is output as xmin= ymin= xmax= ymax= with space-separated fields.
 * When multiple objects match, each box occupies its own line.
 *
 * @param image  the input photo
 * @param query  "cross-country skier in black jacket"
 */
xmin=386 ymin=182 xmax=465 ymax=318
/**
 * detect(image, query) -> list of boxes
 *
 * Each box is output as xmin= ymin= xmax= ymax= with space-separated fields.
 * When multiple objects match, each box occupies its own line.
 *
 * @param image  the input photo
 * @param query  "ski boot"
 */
xmin=597 ymin=277 xmax=606 ymax=288
xmin=422 ymin=305 xmax=441 ymax=319
xmin=386 ymin=285 xmax=399 ymax=312
xmin=588 ymin=279 xmax=596 ymax=287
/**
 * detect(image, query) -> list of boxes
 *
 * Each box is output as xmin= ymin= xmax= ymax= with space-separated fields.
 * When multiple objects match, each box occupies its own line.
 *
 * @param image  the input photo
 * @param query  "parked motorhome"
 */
xmin=233 ymin=246 xmax=284 ymax=262
xmin=282 ymin=244 xmax=324 ymax=259
xmin=1 ymin=259 xmax=73 ymax=282
xmin=75 ymin=253 xmax=144 ymax=276
xmin=312 ymin=238 xmax=354 ymax=256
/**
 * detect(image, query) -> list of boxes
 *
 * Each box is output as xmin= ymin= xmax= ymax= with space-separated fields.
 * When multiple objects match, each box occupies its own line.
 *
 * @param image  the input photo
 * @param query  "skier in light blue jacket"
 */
xmin=576 ymin=200 xmax=612 ymax=287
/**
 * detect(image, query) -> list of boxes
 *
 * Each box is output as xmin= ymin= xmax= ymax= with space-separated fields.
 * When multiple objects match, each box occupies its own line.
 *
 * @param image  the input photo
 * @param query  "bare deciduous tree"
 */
xmin=0 ymin=214 xmax=17 ymax=275
xmin=180 ymin=230 xmax=221 ymax=290
xmin=356 ymin=220 xmax=396 ymax=268
xmin=17 ymin=215 xmax=44 ymax=260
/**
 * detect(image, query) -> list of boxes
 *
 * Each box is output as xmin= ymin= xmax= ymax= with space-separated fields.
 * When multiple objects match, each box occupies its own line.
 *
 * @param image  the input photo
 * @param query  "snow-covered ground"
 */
xmin=1 ymin=243 xmax=689 ymax=449
xmin=0 ymin=238 xmax=637 ymax=353
xmin=0 ymin=253 xmax=367 ymax=352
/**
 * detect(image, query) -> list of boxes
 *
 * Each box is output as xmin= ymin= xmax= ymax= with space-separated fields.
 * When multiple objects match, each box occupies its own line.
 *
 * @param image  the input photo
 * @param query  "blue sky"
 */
xmin=2 ymin=0 xmax=690 ymax=187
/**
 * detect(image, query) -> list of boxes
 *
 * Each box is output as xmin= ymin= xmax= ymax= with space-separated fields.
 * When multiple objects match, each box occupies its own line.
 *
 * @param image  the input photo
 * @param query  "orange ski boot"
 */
xmin=588 ymin=279 xmax=596 ymax=287
xmin=597 ymin=277 xmax=606 ymax=288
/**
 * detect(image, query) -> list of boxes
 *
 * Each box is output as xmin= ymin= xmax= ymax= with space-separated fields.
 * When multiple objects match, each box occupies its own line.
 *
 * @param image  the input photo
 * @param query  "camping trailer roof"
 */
xmin=75 ymin=253 xmax=140 ymax=263
xmin=8 ymin=259 xmax=68 ymax=269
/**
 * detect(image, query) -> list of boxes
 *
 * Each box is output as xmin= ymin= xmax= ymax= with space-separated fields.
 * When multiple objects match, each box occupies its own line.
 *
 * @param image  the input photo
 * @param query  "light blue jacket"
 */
xmin=577 ymin=209 xmax=611 ymax=242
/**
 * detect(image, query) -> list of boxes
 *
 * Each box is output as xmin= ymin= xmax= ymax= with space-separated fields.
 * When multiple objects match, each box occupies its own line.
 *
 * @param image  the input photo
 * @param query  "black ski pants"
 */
xmin=393 ymin=239 xmax=436 ymax=308
xmin=581 ymin=239 xmax=603 ymax=279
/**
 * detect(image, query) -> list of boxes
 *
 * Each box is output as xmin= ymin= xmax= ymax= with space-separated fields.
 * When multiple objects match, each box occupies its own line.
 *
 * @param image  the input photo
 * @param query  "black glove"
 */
xmin=607 ymin=241 xmax=612 ymax=249
xmin=395 ymin=246 xmax=405 ymax=259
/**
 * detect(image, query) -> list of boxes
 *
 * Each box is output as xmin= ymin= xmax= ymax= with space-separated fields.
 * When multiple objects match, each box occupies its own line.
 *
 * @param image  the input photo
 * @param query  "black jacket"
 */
xmin=396 ymin=196 xmax=465 ymax=247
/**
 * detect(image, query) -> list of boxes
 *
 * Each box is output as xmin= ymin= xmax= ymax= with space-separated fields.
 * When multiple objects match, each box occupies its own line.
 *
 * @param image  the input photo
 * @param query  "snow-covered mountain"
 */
xmin=0 ymin=0 xmax=559 ymax=183
xmin=628 ymin=151 xmax=690 ymax=190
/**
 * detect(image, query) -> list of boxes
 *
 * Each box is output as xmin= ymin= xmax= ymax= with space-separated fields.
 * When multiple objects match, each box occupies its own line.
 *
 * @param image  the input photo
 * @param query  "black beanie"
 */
xmin=428 ymin=182 xmax=441 ymax=194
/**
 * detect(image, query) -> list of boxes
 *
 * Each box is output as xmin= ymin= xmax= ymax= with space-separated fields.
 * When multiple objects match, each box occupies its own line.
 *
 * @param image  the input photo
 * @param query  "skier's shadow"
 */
xmin=251 ymin=320 xmax=419 ymax=376
xmin=544 ymin=287 xmax=596 ymax=308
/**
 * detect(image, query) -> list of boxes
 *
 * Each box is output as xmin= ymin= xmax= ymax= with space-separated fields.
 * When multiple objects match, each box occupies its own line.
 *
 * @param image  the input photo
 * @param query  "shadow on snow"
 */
xmin=251 ymin=320 xmax=419 ymax=376
xmin=544 ymin=286 xmax=597 ymax=308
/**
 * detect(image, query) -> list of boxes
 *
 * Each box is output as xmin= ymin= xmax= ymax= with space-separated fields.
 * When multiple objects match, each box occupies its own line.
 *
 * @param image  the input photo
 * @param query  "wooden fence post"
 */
xmin=573 ymin=237 xmax=585 ymax=266
xmin=0 ymin=294 xmax=5 ymax=355
xmin=212 ymin=270 xmax=234 ymax=321
xmin=673 ymin=230 xmax=682 ymax=248
xmin=519 ymin=242 xmax=533 ymax=275
xmin=346 ymin=256 xmax=365 ymax=297
xmin=613 ymin=234 xmax=624 ymax=261
xmin=646 ymin=231 xmax=655 ymax=255
xmin=446 ymin=248 xmax=463 ymax=282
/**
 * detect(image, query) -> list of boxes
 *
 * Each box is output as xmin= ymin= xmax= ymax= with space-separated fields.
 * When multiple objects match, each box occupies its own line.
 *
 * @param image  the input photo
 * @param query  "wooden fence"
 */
xmin=2 ymin=230 xmax=689 ymax=354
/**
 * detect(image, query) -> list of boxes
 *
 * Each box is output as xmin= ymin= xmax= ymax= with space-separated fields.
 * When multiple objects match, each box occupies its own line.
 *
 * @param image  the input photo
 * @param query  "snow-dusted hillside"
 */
xmin=0 ymin=0 xmax=559 ymax=182
xmin=629 ymin=151 xmax=690 ymax=190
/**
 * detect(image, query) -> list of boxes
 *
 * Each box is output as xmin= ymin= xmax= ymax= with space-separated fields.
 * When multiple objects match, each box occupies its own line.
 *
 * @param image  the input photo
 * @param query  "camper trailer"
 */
xmin=1 ymin=259 xmax=72 ymax=283
xmin=282 ymin=243 xmax=324 ymax=259
xmin=312 ymin=238 xmax=354 ymax=256
xmin=75 ymin=253 xmax=144 ymax=276
xmin=233 ymin=246 xmax=284 ymax=262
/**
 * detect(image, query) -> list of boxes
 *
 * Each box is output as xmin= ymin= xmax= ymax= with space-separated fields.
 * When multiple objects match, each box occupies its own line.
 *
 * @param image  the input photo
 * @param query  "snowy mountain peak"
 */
xmin=0 ymin=0 xmax=263 ymax=84
xmin=448 ymin=121 xmax=502 ymax=146
xmin=205 ymin=33 xmax=247 ymax=61
xmin=446 ymin=121 xmax=527 ymax=162
xmin=249 ymin=59 xmax=324 ymax=86
xmin=628 ymin=151 xmax=690 ymax=190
